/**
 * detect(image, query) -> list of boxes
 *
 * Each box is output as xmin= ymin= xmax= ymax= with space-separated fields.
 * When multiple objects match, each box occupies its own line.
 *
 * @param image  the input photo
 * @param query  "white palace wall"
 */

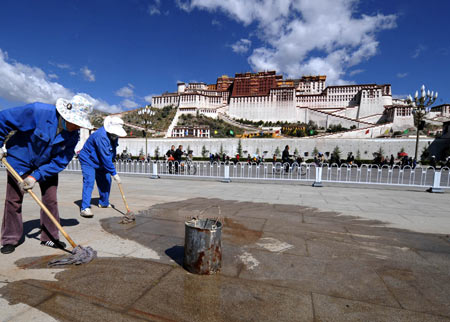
xmin=228 ymin=98 xmax=297 ymax=122
xmin=300 ymin=108 xmax=363 ymax=129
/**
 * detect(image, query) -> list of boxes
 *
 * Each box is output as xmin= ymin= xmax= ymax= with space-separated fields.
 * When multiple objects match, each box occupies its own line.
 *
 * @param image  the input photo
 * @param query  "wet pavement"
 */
xmin=0 ymin=173 xmax=449 ymax=321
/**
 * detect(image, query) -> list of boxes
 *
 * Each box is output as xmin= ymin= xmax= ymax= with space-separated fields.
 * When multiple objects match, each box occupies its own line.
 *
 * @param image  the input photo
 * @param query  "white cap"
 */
xmin=104 ymin=116 xmax=126 ymax=137
xmin=56 ymin=95 xmax=93 ymax=129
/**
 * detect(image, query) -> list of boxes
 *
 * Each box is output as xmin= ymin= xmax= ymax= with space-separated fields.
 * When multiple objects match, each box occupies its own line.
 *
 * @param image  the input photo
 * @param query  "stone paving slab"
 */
xmin=237 ymin=249 xmax=400 ymax=308
xmin=0 ymin=172 xmax=449 ymax=321
xmin=312 ymin=293 xmax=449 ymax=322
xmin=131 ymin=268 xmax=314 ymax=322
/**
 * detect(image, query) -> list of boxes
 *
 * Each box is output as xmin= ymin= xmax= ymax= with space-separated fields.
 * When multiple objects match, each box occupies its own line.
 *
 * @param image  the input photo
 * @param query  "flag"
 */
xmin=230 ymin=130 xmax=234 ymax=135
xmin=214 ymin=130 xmax=218 ymax=134
xmin=384 ymin=128 xmax=390 ymax=134
xmin=365 ymin=129 xmax=370 ymax=134
xmin=403 ymin=129 xmax=409 ymax=134
xmin=309 ymin=130 xmax=314 ymax=135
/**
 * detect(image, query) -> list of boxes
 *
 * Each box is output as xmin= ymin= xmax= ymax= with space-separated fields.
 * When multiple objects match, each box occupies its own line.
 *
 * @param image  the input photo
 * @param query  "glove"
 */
xmin=113 ymin=174 xmax=121 ymax=184
xmin=0 ymin=147 xmax=6 ymax=160
xmin=19 ymin=176 xmax=37 ymax=192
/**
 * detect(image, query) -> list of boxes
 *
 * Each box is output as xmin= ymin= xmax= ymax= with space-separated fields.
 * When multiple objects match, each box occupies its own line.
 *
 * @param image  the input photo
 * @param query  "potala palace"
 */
xmin=151 ymin=71 xmax=450 ymax=139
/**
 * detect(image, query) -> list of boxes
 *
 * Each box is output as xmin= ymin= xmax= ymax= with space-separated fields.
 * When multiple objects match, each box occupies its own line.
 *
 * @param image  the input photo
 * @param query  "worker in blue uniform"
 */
xmin=78 ymin=116 xmax=126 ymax=218
xmin=0 ymin=95 xmax=93 ymax=254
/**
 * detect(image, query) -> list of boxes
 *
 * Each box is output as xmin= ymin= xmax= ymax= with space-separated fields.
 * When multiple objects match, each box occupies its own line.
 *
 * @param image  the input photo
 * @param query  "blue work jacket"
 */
xmin=0 ymin=102 xmax=80 ymax=181
xmin=78 ymin=126 xmax=118 ymax=175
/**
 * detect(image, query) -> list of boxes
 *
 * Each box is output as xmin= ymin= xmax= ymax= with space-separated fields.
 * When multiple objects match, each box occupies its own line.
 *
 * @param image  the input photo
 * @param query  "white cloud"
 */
xmin=0 ymin=48 xmax=121 ymax=113
xmin=121 ymin=98 xmax=139 ymax=109
xmin=115 ymin=84 xmax=135 ymax=98
xmin=144 ymin=94 xmax=157 ymax=103
xmin=175 ymin=0 xmax=191 ymax=11
xmin=0 ymin=49 xmax=73 ymax=104
xmin=231 ymin=38 xmax=252 ymax=54
xmin=177 ymin=0 xmax=397 ymax=84
xmin=412 ymin=44 xmax=426 ymax=59
xmin=212 ymin=19 xmax=221 ymax=27
xmin=81 ymin=66 xmax=95 ymax=82
xmin=69 ymin=71 xmax=77 ymax=76
xmin=349 ymin=69 xmax=364 ymax=76
xmin=396 ymin=72 xmax=408 ymax=78
xmin=392 ymin=94 xmax=408 ymax=100
xmin=76 ymin=93 xmax=123 ymax=113
xmin=48 ymin=73 xmax=59 ymax=79
xmin=49 ymin=62 xmax=71 ymax=69
xmin=148 ymin=0 xmax=161 ymax=15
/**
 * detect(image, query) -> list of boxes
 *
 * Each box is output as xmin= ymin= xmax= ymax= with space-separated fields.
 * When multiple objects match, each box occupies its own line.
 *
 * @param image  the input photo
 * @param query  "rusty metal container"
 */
xmin=183 ymin=218 xmax=222 ymax=274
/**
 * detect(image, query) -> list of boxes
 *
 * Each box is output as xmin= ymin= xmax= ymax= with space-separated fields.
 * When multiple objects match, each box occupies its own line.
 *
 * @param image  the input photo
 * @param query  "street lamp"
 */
xmin=406 ymin=85 xmax=438 ymax=162
xmin=138 ymin=105 xmax=153 ymax=157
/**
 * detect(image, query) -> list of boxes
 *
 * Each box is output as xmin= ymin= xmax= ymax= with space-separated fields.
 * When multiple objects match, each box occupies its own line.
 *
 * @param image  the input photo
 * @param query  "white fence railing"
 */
xmin=59 ymin=159 xmax=450 ymax=191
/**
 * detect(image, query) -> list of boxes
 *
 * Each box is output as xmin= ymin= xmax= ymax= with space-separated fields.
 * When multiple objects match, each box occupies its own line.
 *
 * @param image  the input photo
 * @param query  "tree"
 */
xmin=201 ymin=145 xmax=208 ymax=158
xmin=219 ymin=143 xmax=224 ymax=156
xmin=237 ymin=139 xmax=243 ymax=156
xmin=377 ymin=146 xmax=385 ymax=157
xmin=154 ymin=146 xmax=160 ymax=158
xmin=331 ymin=146 xmax=342 ymax=164
xmin=256 ymin=148 xmax=260 ymax=155
xmin=420 ymin=146 xmax=430 ymax=162
xmin=274 ymin=146 xmax=280 ymax=156
xmin=313 ymin=146 xmax=319 ymax=156
xmin=356 ymin=149 xmax=361 ymax=161
xmin=294 ymin=147 xmax=299 ymax=156
xmin=187 ymin=145 xmax=191 ymax=153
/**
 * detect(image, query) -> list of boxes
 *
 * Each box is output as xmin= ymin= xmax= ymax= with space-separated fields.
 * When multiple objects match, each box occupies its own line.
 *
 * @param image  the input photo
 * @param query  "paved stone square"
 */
xmin=0 ymin=172 xmax=449 ymax=321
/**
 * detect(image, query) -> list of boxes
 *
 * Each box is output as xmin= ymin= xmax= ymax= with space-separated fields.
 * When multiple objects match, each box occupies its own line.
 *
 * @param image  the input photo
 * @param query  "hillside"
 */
xmin=90 ymin=109 xmax=108 ymax=129
xmin=121 ymin=106 xmax=177 ymax=137
xmin=177 ymin=114 xmax=245 ymax=138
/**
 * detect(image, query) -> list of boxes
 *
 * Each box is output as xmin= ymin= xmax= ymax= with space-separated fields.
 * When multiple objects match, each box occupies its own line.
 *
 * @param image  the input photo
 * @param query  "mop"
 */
xmin=117 ymin=182 xmax=136 ymax=224
xmin=2 ymin=159 xmax=96 ymax=266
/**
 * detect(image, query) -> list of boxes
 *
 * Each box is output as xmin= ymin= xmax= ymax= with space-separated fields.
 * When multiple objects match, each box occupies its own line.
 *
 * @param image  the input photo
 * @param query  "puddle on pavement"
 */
xmin=0 ymin=257 xmax=175 ymax=322
xmin=1 ymin=198 xmax=450 ymax=321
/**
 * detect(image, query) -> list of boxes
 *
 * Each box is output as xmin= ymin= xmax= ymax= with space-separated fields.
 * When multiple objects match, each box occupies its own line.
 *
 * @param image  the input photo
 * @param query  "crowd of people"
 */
xmin=116 ymin=145 xmax=450 ymax=171
xmin=201 ymin=145 xmax=450 ymax=170
xmin=164 ymin=144 xmax=195 ymax=173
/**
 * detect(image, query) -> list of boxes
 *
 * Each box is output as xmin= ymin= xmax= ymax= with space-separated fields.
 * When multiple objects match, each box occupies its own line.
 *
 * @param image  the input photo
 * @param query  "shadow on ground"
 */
xmin=18 ymin=218 xmax=79 ymax=245
xmin=74 ymin=197 xmax=127 ymax=216
xmin=1 ymin=198 xmax=450 ymax=322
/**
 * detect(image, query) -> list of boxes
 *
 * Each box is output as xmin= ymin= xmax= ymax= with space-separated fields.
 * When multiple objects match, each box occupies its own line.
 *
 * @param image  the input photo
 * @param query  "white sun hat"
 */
xmin=56 ymin=95 xmax=94 ymax=129
xmin=104 ymin=116 xmax=127 ymax=137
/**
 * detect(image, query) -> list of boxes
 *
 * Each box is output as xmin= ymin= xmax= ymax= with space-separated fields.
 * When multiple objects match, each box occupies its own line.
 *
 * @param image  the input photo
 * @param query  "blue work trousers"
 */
xmin=81 ymin=164 xmax=112 ymax=210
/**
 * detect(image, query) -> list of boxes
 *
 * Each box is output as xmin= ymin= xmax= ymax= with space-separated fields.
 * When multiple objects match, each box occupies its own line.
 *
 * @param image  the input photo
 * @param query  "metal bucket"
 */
xmin=183 ymin=218 xmax=222 ymax=275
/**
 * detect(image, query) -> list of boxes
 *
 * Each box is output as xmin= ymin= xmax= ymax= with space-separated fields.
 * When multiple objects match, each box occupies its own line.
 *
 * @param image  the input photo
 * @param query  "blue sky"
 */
xmin=0 ymin=0 xmax=449 ymax=112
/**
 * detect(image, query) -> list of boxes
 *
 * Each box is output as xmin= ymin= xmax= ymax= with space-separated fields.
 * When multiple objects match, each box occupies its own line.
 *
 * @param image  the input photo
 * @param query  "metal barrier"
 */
xmin=2 ymin=159 xmax=448 ymax=191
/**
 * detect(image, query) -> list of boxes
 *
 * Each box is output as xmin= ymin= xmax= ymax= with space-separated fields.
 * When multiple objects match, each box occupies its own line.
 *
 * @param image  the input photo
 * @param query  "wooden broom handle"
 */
xmin=2 ymin=158 xmax=77 ymax=249
xmin=117 ymin=182 xmax=131 ymax=212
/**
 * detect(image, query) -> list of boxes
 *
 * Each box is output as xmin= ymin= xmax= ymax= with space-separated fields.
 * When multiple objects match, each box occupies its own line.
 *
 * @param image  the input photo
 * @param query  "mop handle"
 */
xmin=117 ymin=182 xmax=131 ymax=212
xmin=2 ymin=158 xmax=77 ymax=249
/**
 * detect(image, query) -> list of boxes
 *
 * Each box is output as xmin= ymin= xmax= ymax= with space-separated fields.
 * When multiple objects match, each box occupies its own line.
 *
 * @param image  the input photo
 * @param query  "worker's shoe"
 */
xmin=80 ymin=208 xmax=94 ymax=218
xmin=41 ymin=240 xmax=67 ymax=249
xmin=1 ymin=244 xmax=16 ymax=254
xmin=98 ymin=204 xmax=112 ymax=208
